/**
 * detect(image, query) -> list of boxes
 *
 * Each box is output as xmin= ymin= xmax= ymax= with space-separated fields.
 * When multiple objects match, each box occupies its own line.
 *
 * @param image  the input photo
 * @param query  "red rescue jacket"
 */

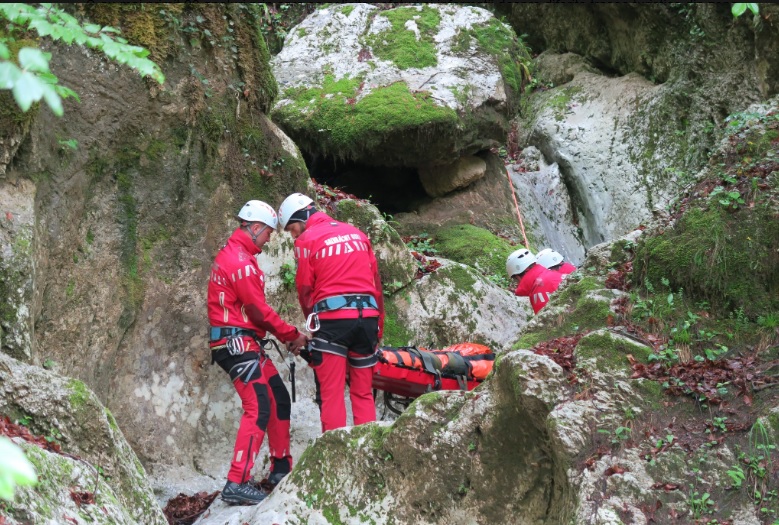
xmin=514 ymin=263 xmax=563 ymax=314
xmin=293 ymin=212 xmax=384 ymax=337
xmin=208 ymin=228 xmax=299 ymax=350
xmin=556 ymin=262 xmax=577 ymax=275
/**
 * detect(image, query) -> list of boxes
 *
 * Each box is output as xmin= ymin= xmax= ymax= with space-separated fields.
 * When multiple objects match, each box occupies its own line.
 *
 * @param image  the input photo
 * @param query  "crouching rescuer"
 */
xmin=279 ymin=193 xmax=385 ymax=432
xmin=207 ymin=200 xmax=308 ymax=505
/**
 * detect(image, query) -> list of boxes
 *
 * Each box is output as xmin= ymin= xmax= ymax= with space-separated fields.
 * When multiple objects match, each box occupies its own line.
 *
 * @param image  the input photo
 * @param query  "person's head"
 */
xmin=536 ymin=248 xmax=564 ymax=270
xmin=236 ymin=200 xmax=278 ymax=250
xmin=506 ymin=248 xmax=536 ymax=283
xmin=278 ymin=193 xmax=315 ymax=239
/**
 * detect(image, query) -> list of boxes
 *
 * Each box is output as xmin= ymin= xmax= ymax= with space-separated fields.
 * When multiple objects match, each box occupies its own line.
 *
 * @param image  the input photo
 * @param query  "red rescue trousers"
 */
xmin=223 ymin=355 xmax=292 ymax=484
xmin=313 ymin=352 xmax=376 ymax=432
xmin=307 ymin=317 xmax=379 ymax=432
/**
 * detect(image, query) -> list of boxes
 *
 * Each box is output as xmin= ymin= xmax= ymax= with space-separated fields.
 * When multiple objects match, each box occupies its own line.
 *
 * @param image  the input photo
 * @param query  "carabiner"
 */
xmin=306 ymin=312 xmax=320 ymax=332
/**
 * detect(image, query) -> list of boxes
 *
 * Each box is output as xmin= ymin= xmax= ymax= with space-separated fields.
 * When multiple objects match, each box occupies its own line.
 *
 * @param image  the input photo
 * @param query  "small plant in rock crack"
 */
xmin=710 ymin=186 xmax=745 ymax=209
xmin=727 ymin=464 xmax=746 ymax=489
xmin=405 ymin=233 xmax=437 ymax=256
xmin=280 ymin=262 xmax=296 ymax=290
xmin=687 ymin=487 xmax=715 ymax=519
xmin=598 ymin=426 xmax=631 ymax=445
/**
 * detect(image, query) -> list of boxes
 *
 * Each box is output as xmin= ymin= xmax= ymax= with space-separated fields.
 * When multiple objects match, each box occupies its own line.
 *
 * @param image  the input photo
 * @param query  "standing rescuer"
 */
xmin=207 ymin=200 xmax=308 ymax=505
xmin=506 ymin=248 xmax=563 ymax=314
xmin=278 ymin=193 xmax=384 ymax=432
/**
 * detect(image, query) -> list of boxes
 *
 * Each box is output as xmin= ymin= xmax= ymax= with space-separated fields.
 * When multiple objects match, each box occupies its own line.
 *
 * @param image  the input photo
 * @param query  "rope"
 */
xmin=505 ymin=165 xmax=530 ymax=249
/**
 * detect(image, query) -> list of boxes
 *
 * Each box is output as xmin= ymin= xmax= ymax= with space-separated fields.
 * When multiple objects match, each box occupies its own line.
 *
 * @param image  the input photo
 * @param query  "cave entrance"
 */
xmin=305 ymin=155 xmax=432 ymax=215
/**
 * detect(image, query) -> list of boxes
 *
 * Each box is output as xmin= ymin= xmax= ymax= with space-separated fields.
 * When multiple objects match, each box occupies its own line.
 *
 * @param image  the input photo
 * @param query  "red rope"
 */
xmin=505 ymin=166 xmax=530 ymax=249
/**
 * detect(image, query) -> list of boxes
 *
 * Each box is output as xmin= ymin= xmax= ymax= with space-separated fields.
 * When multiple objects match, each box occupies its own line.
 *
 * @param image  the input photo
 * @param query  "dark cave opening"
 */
xmin=305 ymin=154 xmax=432 ymax=215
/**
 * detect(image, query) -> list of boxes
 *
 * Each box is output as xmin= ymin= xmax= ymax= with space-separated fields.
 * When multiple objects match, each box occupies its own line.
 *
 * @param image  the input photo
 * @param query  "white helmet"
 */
xmin=237 ymin=200 xmax=278 ymax=229
xmin=536 ymin=248 xmax=564 ymax=269
xmin=506 ymin=248 xmax=536 ymax=277
xmin=278 ymin=193 xmax=314 ymax=229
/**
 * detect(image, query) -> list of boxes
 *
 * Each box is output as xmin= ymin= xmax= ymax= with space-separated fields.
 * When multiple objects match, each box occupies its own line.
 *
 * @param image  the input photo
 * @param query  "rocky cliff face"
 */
xmin=0 ymin=4 xmax=532 ymax=514
xmin=1 ymin=4 xmax=778 ymax=525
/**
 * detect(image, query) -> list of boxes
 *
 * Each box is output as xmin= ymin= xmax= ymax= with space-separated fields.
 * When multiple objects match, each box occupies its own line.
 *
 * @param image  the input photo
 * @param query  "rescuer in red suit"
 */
xmin=278 ymin=193 xmax=384 ymax=433
xmin=207 ymin=200 xmax=308 ymax=505
xmin=507 ymin=248 xmax=563 ymax=314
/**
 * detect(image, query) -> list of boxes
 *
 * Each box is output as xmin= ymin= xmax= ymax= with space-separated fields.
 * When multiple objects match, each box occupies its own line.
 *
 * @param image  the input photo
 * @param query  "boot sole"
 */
xmin=221 ymin=494 xmax=266 ymax=505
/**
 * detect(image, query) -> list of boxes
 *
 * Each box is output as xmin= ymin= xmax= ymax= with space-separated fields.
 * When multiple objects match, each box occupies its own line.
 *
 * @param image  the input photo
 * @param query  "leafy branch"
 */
xmin=0 ymin=3 xmax=164 ymax=117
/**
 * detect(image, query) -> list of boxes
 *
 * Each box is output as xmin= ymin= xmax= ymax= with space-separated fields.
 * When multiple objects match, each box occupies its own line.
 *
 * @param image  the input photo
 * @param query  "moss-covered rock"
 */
xmin=514 ymin=276 xmax=617 ymax=349
xmin=272 ymin=4 xmax=530 ymax=166
xmin=389 ymin=259 xmax=530 ymax=351
xmin=0 ymin=353 xmax=166 ymax=523
xmin=434 ymin=223 xmax=515 ymax=282
xmin=634 ymin=101 xmax=779 ymax=318
xmin=575 ymin=329 xmax=652 ymax=374
xmin=635 ymin=204 xmax=778 ymax=318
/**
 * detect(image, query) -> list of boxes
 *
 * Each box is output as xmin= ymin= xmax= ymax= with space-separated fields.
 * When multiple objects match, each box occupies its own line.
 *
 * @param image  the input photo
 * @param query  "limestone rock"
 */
xmin=509 ymin=145 xmax=585 ymax=265
xmin=271 ymin=4 xmax=525 ymax=166
xmin=0 ymin=179 xmax=37 ymax=362
xmin=0 ymin=352 xmax=166 ymax=524
xmin=418 ymin=155 xmax=487 ymax=198
xmin=389 ymin=258 xmax=531 ymax=351
xmin=518 ymin=60 xmax=673 ymax=248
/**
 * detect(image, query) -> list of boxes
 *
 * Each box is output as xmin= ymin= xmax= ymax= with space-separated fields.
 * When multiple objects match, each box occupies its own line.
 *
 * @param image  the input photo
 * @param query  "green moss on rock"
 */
xmin=383 ymin=299 xmax=414 ymax=347
xmin=513 ymin=277 xmax=612 ymax=349
xmin=434 ymin=224 xmax=514 ymax=279
xmin=368 ymin=6 xmax=441 ymax=70
xmin=634 ymin=205 xmax=779 ymax=318
xmin=273 ymin=76 xmax=458 ymax=163
xmin=575 ymin=330 xmax=652 ymax=373
xmin=67 ymin=379 xmax=91 ymax=410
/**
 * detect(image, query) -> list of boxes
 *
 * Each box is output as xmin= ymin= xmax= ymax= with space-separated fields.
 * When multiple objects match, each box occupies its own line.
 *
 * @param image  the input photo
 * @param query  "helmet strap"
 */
xmin=244 ymin=223 xmax=268 ymax=243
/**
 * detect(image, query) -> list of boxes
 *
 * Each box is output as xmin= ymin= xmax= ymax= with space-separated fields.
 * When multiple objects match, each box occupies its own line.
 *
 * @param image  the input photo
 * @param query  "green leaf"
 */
xmin=100 ymin=26 xmax=121 ymax=34
xmin=0 ymin=437 xmax=38 ymax=501
xmin=0 ymin=42 xmax=9 ymax=60
xmin=54 ymin=85 xmax=79 ymax=101
xmin=732 ymin=3 xmax=748 ymax=17
xmin=746 ymin=3 xmax=759 ymax=15
xmin=41 ymin=83 xmax=63 ymax=116
xmin=83 ymin=23 xmax=101 ymax=34
xmin=12 ymin=71 xmax=45 ymax=112
xmin=0 ymin=61 xmax=22 ymax=89
xmin=18 ymin=47 xmax=50 ymax=73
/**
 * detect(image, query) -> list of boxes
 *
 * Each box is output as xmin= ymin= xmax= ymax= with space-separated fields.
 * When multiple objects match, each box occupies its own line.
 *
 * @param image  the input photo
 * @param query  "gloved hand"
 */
xmin=226 ymin=335 xmax=247 ymax=356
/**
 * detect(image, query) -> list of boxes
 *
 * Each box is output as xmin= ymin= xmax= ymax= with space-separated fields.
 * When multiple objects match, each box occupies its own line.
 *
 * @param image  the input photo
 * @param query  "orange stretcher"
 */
xmin=372 ymin=343 xmax=495 ymax=399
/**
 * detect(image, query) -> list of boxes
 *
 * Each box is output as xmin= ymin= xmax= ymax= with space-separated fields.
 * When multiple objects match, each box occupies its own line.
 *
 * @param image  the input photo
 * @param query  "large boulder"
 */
xmin=517 ymin=52 xmax=686 ymax=247
xmin=386 ymin=258 xmax=531 ymax=351
xmin=271 ymin=3 xmax=528 ymax=167
xmin=0 ymin=352 xmax=166 ymax=524
xmin=418 ymin=155 xmax=487 ymax=198
xmin=0 ymin=180 xmax=37 ymax=362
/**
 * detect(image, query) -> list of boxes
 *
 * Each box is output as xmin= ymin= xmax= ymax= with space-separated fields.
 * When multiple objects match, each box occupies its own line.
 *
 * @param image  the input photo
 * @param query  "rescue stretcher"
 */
xmin=372 ymin=343 xmax=495 ymax=414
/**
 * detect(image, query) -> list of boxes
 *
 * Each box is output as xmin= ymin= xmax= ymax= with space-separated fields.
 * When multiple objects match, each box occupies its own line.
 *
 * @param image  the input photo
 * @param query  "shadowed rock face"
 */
xmin=271 ymin=3 xmax=525 ymax=167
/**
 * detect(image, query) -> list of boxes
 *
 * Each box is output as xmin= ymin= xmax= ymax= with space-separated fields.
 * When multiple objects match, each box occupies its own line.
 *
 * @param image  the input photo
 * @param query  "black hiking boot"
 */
xmin=221 ymin=481 xmax=267 ymax=505
xmin=267 ymin=471 xmax=288 ymax=487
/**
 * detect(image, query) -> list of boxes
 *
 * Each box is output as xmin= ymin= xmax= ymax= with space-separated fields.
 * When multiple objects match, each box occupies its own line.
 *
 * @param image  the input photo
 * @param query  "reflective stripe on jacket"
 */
xmin=207 ymin=228 xmax=299 ymax=346
xmin=293 ymin=212 xmax=384 ymax=337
